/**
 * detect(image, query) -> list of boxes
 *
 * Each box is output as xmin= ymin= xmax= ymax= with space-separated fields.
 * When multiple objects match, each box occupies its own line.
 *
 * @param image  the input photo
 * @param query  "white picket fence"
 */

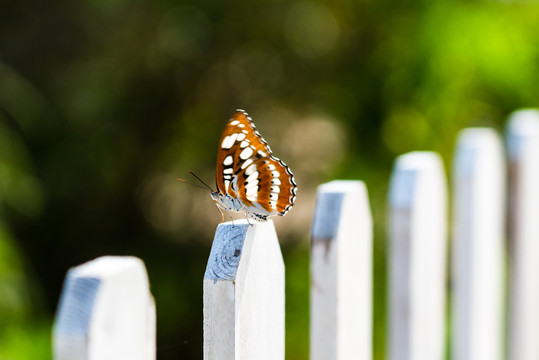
xmin=52 ymin=109 xmax=539 ymax=360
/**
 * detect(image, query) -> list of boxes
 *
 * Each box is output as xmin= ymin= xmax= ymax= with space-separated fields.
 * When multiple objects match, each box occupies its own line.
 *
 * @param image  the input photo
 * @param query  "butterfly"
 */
xmin=181 ymin=109 xmax=297 ymax=223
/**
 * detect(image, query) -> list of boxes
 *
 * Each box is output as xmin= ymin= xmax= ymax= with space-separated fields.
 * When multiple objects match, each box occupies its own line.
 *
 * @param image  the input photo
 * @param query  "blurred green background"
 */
xmin=1 ymin=0 xmax=539 ymax=358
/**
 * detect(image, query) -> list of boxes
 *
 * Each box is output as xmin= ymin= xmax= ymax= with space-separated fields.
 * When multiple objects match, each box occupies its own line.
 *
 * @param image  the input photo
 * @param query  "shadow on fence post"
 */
xmin=203 ymin=219 xmax=284 ymax=360
xmin=387 ymin=152 xmax=447 ymax=360
xmin=506 ymin=109 xmax=539 ymax=360
xmin=310 ymin=180 xmax=372 ymax=360
xmin=452 ymin=128 xmax=505 ymax=360
xmin=53 ymin=256 xmax=156 ymax=360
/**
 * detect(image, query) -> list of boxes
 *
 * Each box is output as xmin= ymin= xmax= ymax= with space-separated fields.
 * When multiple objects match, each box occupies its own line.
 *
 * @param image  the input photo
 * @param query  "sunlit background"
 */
xmin=1 ymin=0 xmax=539 ymax=359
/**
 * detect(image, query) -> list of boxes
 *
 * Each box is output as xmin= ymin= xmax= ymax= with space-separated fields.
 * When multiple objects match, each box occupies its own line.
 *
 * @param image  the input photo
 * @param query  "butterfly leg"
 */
xmin=243 ymin=213 xmax=253 ymax=226
xmin=226 ymin=211 xmax=235 ymax=226
xmin=217 ymin=207 xmax=225 ymax=223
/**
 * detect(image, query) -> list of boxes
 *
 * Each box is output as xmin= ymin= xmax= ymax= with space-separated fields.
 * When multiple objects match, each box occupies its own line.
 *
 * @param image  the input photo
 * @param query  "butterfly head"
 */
xmin=210 ymin=191 xmax=221 ymax=205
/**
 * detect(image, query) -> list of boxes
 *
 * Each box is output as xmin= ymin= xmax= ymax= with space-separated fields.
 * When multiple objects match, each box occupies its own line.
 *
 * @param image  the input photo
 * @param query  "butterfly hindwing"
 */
xmin=236 ymin=157 xmax=296 ymax=216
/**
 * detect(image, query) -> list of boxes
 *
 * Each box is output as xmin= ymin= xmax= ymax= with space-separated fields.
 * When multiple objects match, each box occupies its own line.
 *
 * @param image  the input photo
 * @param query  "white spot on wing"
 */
xmin=245 ymin=184 xmax=258 ymax=196
xmin=230 ymin=120 xmax=240 ymax=125
xmin=245 ymin=163 xmax=257 ymax=176
xmin=221 ymin=136 xmax=231 ymax=149
xmin=241 ymin=158 xmax=253 ymax=170
xmin=221 ymin=133 xmax=238 ymax=149
xmin=271 ymin=170 xmax=280 ymax=177
xmin=269 ymin=193 xmax=279 ymax=200
xmin=223 ymin=168 xmax=233 ymax=174
xmin=271 ymin=178 xmax=281 ymax=185
xmin=270 ymin=186 xmax=280 ymax=193
xmin=240 ymin=146 xmax=253 ymax=160
xmin=245 ymin=171 xmax=259 ymax=184
xmin=237 ymin=133 xmax=246 ymax=141
xmin=223 ymin=155 xmax=233 ymax=166
xmin=267 ymin=164 xmax=276 ymax=170
xmin=258 ymin=150 xmax=267 ymax=157
xmin=240 ymin=140 xmax=249 ymax=148
xmin=238 ymin=124 xmax=245 ymax=128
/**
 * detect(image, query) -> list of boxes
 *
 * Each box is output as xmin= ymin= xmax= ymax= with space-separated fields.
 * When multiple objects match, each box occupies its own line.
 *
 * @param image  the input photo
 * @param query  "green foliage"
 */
xmin=284 ymin=244 xmax=310 ymax=360
xmin=0 ymin=222 xmax=50 ymax=359
xmin=0 ymin=321 xmax=51 ymax=360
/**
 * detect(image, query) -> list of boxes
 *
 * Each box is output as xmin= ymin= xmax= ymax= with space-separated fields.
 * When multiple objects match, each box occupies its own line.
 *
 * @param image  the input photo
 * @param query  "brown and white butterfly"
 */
xmin=181 ymin=109 xmax=297 ymax=222
xmin=212 ymin=109 xmax=297 ymax=222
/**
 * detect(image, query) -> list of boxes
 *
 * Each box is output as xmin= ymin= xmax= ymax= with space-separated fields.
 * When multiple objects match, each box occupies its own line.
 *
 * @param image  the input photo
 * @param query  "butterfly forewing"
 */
xmin=216 ymin=111 xmax=269 ymax=194
xmin=215 ymin=110 xmax=296 ymax=219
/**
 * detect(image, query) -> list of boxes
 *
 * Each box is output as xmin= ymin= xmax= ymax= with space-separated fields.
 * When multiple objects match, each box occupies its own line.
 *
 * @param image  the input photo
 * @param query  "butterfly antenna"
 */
xmin=188 ymin=170 xmax=215 ymax=192
xmin=176 ymin=177 xmax=211 ymax=191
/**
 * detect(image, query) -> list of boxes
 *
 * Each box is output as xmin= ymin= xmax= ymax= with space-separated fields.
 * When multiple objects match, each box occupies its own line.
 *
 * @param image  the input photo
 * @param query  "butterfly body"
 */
xmin=210 ymin=191 xmax=243 ymax=213
xmin=212 ymin=109 xmax=297 ymax=222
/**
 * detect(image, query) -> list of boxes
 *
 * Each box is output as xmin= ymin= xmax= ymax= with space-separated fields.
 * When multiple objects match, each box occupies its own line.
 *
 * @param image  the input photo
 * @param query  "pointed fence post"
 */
xmin=506 ymin=110 xmax=539 ymax=360
xmin=53 ymin=256 xmax=156 ymax=360
xmin=310 ymin=180 xmax=372 ymax=360
xmin=452 ymin=128 xmax=506 ymax=360
xmin=203 ymin=219 xmax=284 ymax=360
xmin=387 ymin=152 xmax=447 ymax=360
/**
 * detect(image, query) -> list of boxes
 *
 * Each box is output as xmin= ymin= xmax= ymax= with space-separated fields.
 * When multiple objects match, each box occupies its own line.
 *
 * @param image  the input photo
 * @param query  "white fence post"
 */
xmin=506 ymin=110 xmax=539 ymax=360
xmin=310 ymin=180 xmax=372 ymax=360
xmin=53 ymin=256 xmax=156 ymax=360
xmin=387 ymin=152 xmax=447 ymax=360
xmin=203 ymin=219 xmax=284 ymax=360
xmin=452 ymin=128 xmax=506 ymax=360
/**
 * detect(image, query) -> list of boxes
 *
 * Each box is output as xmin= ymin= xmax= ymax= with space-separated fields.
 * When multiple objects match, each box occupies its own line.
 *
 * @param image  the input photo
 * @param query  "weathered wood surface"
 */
xmin=203 ymin=219 xmax=284 ymax=360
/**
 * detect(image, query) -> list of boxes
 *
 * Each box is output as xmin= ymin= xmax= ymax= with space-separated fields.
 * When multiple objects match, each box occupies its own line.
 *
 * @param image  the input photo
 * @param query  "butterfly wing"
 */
xmin=215 ymin=109 xmax=296 ymax=218
xmin=216 ymin=110 xmax=271 ymax=197
xmin=236 ymin=157 xmax=296 ymax=217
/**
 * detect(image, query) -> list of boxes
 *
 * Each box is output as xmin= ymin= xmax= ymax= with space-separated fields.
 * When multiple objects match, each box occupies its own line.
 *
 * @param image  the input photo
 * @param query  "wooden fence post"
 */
xmin=387 ymin=152 xmax=447 ymax=360
xmin=310 ymin=180 xmax=372 ymax=360
xmin=506 ymin=109 xmax=539 ymax=360
xmin=452 ymin=128 xmax=506 ymax=360
xmin=53 ymin=256 xmax=156 ymax=360
xmin=203 ymin=219 xmax=284 ymax=360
